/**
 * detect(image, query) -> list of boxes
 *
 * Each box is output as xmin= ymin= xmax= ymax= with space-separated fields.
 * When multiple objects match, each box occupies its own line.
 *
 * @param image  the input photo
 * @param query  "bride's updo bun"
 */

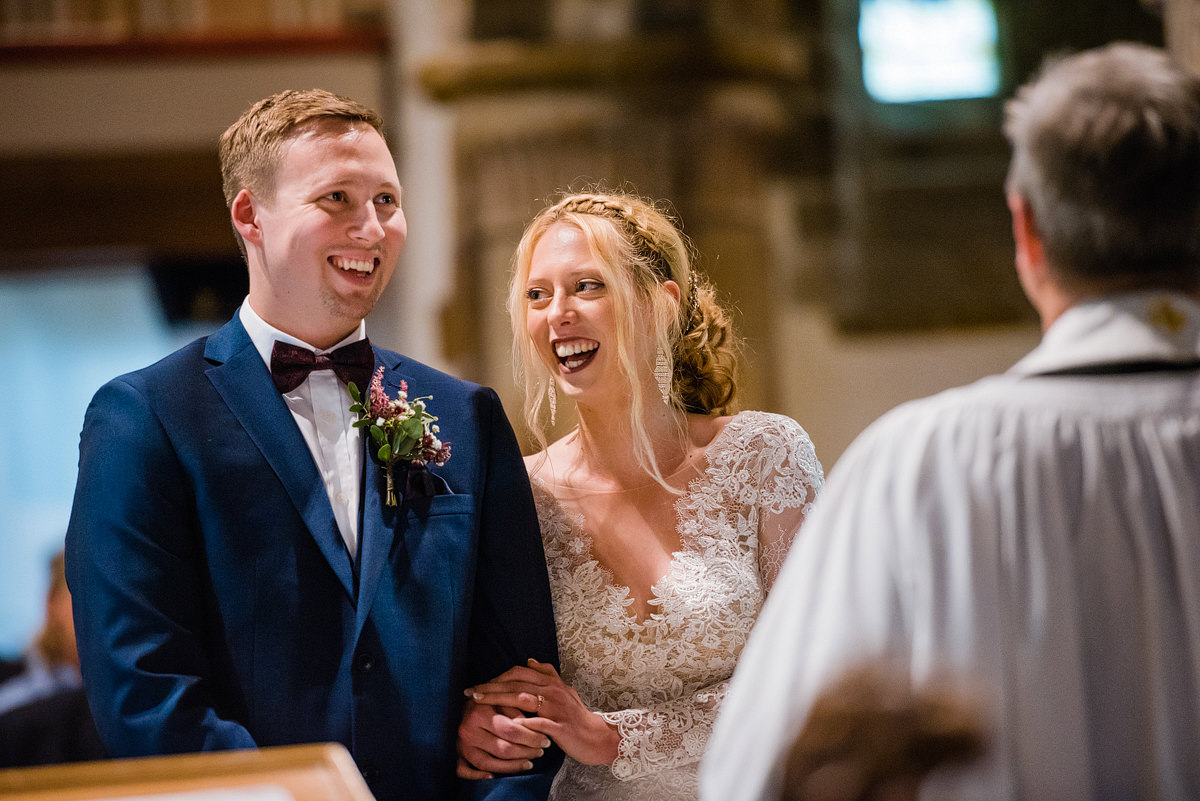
xmin=674 ymin=277 xmax=738 ymax=416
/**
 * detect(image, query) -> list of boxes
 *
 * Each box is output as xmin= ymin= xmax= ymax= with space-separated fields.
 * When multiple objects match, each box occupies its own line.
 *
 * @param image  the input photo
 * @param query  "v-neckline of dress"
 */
xmin=533 ymin=413 xmax=745 ymax=628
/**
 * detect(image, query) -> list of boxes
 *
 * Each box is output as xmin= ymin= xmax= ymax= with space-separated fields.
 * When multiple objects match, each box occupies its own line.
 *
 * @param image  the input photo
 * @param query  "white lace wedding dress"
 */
xmin=532 ymin=411 xmax=823 ymax=800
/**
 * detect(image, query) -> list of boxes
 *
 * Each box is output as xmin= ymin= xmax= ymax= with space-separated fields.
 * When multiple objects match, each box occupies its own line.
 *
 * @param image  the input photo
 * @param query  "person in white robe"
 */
xmin=700 ymin=41 xmax=1200 ymax=801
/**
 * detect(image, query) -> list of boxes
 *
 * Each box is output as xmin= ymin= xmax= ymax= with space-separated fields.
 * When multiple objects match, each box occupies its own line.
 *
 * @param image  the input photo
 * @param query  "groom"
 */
xmin=65 ymin=89 xmax=560 ymax=801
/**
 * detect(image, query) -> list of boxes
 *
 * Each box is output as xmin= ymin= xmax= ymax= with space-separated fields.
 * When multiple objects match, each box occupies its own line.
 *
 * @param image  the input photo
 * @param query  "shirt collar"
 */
xmin=238 ymin=297 xmax=368 ymax=370
xmin=1010 ymin=290 xmax=1200 ymax=377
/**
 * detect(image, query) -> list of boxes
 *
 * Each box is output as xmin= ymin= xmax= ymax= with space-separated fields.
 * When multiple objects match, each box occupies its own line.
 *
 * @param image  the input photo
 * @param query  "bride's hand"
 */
xmin=456 ymin=698 xmax=550 ymax=779
xmin=463 ymin=659 xmax=620 ymax=767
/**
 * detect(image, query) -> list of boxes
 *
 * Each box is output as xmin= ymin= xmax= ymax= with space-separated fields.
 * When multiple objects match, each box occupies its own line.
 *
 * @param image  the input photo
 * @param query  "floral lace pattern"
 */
xmin=533 ymin=411 xmax=823 ymax=800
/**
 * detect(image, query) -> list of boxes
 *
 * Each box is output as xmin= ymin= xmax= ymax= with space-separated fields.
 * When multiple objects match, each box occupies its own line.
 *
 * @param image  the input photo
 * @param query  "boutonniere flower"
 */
xmin=349 ymin=367 xmax=451 ymax=506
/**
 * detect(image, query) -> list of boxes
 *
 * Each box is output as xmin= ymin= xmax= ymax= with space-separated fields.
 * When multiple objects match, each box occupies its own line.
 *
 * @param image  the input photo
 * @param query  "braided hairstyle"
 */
xmin=509 ymin=190 xmax=740 ymax=470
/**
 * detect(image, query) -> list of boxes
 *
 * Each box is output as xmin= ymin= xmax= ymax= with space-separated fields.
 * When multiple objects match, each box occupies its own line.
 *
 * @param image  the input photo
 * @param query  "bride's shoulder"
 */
xmin=523 ymin=452 xmax=551 ymax=490
xmin=687 ymin=413 xmax=734 ymax=445
xmin=687 ymin=410 xmax=794 ymax=447
xmin=703 ymin=411 xmax=819 ymax=463
xmin=522 ymin=451 xmax=544 ymax=477
xmin=725 ymin=410 xmax=811 ymax=438
xmin=523 ymin=437 xmax=577 ymax=487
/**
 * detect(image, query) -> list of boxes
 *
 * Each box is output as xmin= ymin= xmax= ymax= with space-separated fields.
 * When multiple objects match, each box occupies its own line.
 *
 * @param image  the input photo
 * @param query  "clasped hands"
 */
xmin=456 ymin=658 xmax=620 ymax=779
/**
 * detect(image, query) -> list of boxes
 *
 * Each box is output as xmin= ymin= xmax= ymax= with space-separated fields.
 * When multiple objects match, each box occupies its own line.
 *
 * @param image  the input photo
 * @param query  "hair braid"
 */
xmin=551 ymin=193 xmax=674 ymax=281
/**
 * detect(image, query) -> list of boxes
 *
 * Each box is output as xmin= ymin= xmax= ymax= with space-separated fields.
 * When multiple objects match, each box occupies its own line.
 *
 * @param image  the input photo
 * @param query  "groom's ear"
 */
xmin=231 ymin=189 xmax=265 ymax=248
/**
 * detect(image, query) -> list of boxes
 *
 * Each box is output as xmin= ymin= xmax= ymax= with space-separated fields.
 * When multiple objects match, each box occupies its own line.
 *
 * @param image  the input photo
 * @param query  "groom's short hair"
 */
xmin=218 ymin=88 xmax=385 ymax=210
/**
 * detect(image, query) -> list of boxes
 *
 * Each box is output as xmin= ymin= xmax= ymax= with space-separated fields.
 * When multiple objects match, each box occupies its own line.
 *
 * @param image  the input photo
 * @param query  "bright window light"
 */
xmin=859 ymin=0 xmax=1000 ymax=103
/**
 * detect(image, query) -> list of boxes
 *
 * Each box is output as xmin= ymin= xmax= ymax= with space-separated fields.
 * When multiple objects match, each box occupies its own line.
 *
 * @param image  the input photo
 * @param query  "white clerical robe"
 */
xmin=701 ymin=291 xmax=1200 ymax=801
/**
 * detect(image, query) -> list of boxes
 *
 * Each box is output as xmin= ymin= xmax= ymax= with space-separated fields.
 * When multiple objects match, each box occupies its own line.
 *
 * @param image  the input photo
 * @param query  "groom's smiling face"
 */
xmin=237 ymin=118 xmax=406 ymax=349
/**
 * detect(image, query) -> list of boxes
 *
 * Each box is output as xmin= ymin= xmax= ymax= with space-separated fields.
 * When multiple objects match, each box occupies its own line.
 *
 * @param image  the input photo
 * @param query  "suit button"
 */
xmin=354 ymin=652 xmax=375 ymax=674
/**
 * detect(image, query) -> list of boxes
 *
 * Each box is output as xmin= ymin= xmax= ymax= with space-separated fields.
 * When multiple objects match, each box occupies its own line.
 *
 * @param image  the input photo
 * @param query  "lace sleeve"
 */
xmin=599 ymin=680 xmax=727 ymax=781
xmin=750 ymin=414 xmax=824 ymax=592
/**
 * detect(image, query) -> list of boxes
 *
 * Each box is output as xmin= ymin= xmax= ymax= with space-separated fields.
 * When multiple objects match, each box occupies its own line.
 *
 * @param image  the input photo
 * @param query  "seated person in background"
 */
xmin=0 ymin=549 xmax=105 ymax=767
xmin=0 ymin=688 xmax=106 ymax=768
xmin=0 ymin=551 xmax=81 ymax=716
xmin=0 ymin=658 xmax=22 ymax=685
xmin=702 ymin=42 xmax=1200 ymax=801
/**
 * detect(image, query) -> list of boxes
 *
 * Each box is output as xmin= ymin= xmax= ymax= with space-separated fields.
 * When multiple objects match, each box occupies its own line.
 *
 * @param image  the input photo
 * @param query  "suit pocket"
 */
xmin=398 ymin=494 xmax=475 ymax=573
xmin=405 ymin=492 xmax=474 ymax=518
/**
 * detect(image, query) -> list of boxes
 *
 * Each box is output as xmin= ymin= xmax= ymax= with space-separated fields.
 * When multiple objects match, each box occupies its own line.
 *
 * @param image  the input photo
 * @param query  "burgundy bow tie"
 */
xmin=270 ymin=339 xmax=374 ymax=393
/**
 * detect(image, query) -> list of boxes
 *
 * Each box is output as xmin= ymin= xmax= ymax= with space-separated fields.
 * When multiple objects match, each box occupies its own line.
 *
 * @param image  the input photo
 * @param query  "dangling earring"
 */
xmin=547 ymin=379 xmax=557 ymax=426
xmin=655 ymin=348 xmax=671 ymax=404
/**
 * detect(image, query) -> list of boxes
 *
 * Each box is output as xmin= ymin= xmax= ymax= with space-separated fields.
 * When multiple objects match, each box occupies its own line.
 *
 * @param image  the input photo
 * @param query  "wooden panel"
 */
xmin=0 ymin=151 xmax=239 ymax=262
xmin=0 ymin=30 xmax=389 ymax=63
xmin=0 ymin=743 xmax=375 ymax=801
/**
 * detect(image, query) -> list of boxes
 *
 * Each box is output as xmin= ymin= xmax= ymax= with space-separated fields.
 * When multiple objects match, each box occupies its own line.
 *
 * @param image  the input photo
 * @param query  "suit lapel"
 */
xmin=204 ymin=318 xmax=355 ymax=600
xmin=354 ymin=352 xmax=407 ymax=636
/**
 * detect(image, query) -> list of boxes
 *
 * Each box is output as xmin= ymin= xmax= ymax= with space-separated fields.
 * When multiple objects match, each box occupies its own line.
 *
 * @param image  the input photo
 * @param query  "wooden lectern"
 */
xmin=0 ymin=742 xmax=375 ymax=801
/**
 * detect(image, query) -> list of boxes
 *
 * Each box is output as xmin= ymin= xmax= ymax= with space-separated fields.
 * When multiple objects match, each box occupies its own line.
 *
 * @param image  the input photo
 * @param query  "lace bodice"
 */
xmin=532 ymin=411 xmax=823 ymax=800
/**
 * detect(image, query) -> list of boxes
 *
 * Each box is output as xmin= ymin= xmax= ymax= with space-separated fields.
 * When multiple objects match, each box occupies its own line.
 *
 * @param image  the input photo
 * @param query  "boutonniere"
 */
xmin=349 ymin=367 xmax=451 ymax=507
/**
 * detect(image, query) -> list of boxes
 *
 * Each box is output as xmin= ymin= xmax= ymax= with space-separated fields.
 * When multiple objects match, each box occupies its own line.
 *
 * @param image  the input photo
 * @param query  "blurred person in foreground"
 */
xmin=65 ymin=89 xmax=559 ymax=800
xmin=454 ymin=191 xmax=824 ymax=799
xmin=702 ymin=42 xmax=1200 ymax=801
xmin=779 ymin=664 xmax=985 ymax=801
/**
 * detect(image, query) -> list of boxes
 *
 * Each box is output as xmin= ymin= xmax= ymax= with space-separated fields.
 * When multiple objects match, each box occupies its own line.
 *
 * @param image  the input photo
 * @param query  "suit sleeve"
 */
xmin=459 ymin=387 xmax=562 ymax=801
xmin=65 ymin=377 xmax=257 ymax=757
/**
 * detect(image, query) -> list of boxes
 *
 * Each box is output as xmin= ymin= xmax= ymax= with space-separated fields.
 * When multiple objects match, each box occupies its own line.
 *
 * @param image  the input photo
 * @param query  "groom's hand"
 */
xmin=456 ymin=698 xmax=550 ymax=779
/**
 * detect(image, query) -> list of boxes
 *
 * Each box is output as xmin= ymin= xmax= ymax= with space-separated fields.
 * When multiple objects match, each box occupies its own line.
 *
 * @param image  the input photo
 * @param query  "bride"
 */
xmin=456 ymin=191 xmax=824 ymax=799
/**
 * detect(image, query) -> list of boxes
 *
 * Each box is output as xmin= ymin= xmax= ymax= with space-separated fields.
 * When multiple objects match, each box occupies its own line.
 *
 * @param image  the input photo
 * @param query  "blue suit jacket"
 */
xmin=65 ymin=316 xmax=561 ymax=800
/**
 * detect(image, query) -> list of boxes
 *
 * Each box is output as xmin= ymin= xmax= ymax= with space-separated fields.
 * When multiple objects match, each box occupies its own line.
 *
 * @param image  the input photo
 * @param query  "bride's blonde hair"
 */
xmin=508 ymin=189 xmax=739 ymax=484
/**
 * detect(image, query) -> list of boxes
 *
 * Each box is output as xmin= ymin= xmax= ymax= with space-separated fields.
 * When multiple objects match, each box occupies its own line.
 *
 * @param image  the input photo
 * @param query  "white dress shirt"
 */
xmin=240 ymin=299 xmax=365 ymax=560
xmin=701 ymin=291 xmax=1200 ymax=801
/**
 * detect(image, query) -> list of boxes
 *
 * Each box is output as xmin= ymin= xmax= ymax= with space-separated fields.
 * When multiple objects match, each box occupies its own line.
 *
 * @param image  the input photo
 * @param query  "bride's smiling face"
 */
xmin=524 ymin=222 xmax=622 ymax=403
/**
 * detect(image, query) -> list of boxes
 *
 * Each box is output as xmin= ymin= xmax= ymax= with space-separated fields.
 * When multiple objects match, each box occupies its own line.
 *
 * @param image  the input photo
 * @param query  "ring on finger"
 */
xmin=535 ymin=694 xmax=545 ymax=714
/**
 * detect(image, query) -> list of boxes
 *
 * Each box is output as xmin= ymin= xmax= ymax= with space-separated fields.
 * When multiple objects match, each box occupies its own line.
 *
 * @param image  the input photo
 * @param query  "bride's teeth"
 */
xmin=554 ymin=340 xmax=598 ymax=359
